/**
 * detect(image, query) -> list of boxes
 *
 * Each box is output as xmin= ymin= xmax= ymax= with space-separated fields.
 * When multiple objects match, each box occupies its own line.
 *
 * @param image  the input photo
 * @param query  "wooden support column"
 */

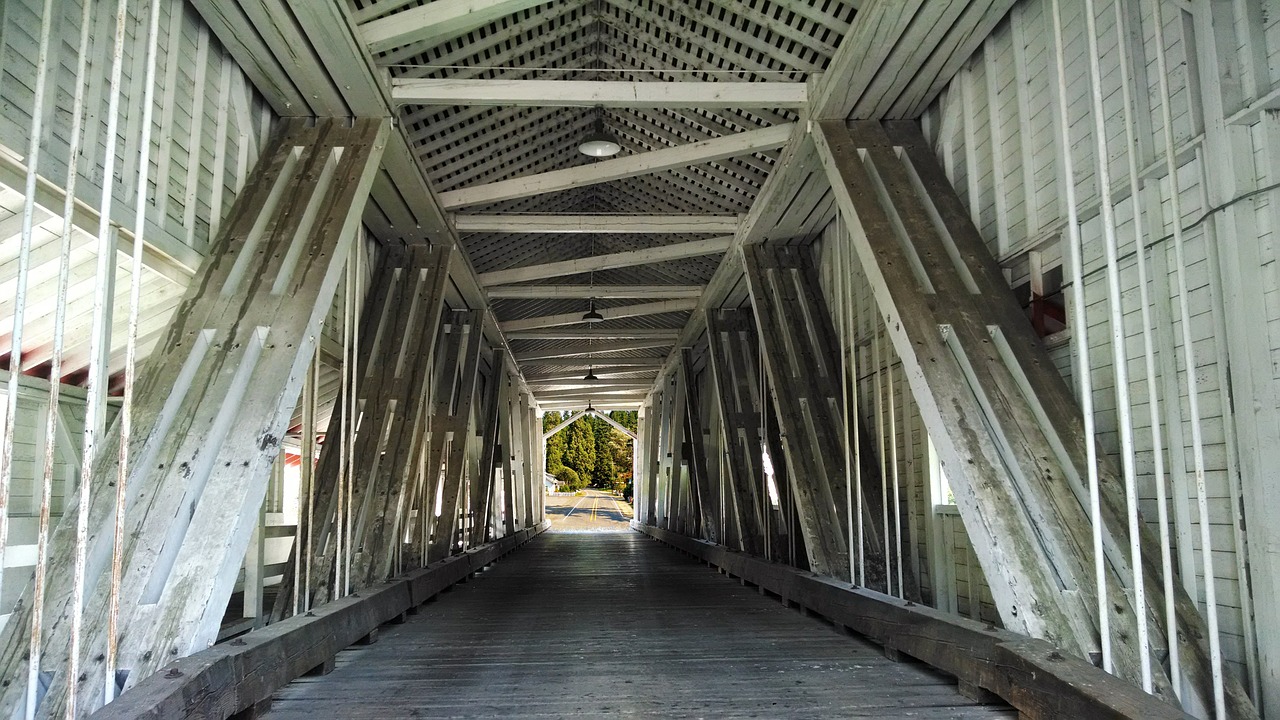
xmin=0 ymin=119 xmax=389 ymax=717
xmin=704 ymin=309 xmax=785 ymax=558
xmin=641 ymin=394 xmax=661 ymax=526
xmin=811 ymin=119 xmax=1251 ymax=714
xmin=424 ymin=311 xmax=485 ymax=561
xmin=519 ymin=392 xmax=538 ymax=528
xmin=742 ymin=244 xmax=851 ymax=578
xmin=289 ymin=245 xmax=452 ymax=610
xmin=498 ymin=371 xmax=518 ymax=535
xmin=472 ymin=349 xmax=505 ymax=545
xmin=678 ymin=349 xmax=717 ymax=543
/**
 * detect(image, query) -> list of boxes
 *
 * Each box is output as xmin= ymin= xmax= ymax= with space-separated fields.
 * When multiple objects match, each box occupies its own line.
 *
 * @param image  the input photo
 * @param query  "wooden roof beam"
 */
xmin=518 ymin=357 xmax=666 ymax=368
xmin=499 ymin=299 xmax=698 ymax=332
xmin=360 ymin=0 xmax=549 ymax=55
xmin=438 ymin=124 xmax=794 ymax=208
xmin=391 ymin=79 xmax=809 ymax=108
xmin=455 ymin=214 xmax=740 ymax=234
xmin=477 ymin=236 xmax=733 ymax=285
xmin=524 ymin=368 xmax=658 ymax=383
xmin=487 ymin=284 xmax=704 ymax=300
xmin=515 ymin=339 xmax=672 ymax=361
xmin=506 ymin=329 xmax=680 ymax=341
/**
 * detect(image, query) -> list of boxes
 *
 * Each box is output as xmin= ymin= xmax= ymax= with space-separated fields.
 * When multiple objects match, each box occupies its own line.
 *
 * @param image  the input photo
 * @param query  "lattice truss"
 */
xmin=352 ymin=0 xmax=856 ymax=343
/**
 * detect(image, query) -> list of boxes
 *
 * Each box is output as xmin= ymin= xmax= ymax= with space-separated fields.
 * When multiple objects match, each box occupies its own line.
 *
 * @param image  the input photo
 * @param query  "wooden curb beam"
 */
xmin=633 ymin=522 xmax=1193 ymax=720
xmin=91 ymin=522 xmax=549 ymax=720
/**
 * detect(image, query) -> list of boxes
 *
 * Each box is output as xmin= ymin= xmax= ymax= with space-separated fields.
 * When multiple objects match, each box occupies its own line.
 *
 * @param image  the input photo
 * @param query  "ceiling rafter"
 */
xmin=477 ymin=236 xmax=733 ymax=285
xmin=439 ymin=124 xmax=793 ymax=208
xmin=498 ymin=299 xmax=698 ymax=331
xmin=360 ymin=0 xmax=550 ymax=54
xmin=488 ymin=284 xmax=704 ymax=299
xmin=391 ymin=79 xmax=809 ymax=108
xmin=456 ymin=215 xmax=738 ymax=234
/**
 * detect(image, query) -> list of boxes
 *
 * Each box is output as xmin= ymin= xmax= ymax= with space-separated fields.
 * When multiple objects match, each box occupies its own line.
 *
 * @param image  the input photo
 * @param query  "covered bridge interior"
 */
xmin=0 ymin=0 xmax=1276 ymax=717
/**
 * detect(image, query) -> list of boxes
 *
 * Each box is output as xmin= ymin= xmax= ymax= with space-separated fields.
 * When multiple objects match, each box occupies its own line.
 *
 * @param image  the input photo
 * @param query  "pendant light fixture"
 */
xmin=583 ymin=366 xmax=599 ymax=382
xmin=582 ymin=299 xmax=605 ymax=323
xmin=578 ymin=106 xmax=620 ymax=157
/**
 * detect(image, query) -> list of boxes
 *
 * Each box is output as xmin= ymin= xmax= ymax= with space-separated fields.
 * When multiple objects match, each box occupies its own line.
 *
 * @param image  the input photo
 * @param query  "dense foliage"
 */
xmin=542 ymin=410 xmax=638 ymax=496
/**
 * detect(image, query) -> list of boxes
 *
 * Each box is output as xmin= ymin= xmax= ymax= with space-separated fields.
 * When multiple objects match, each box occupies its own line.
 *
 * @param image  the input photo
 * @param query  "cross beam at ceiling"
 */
xmin=478 ymin=237 xmax=732 ymax=285
xmin=438 ymin=124 xmax=794 ymax=209
xmin=454 ymin=214 xmax=740 ymax=234
xmin=499 ymin=299 xmax=698 ymax=332
xmin=390 ymin=79 xmax=809 ymax=108
xmin=506 ymin=329 xmax=680 ymax=341
xmin=518 ymin=357 xmax=666 ymax=368
xmin=515 ymin=339 xmax=672 ymax=362
xmin=529 ymin=381 xmax=654 ymax=392
xmin=360 ymin=0 xmax=546 ymax=54
xmin=487 ymin=285 xmax=704 ymax=299
xmin=524 ymin=368 xmax=658 ymax=383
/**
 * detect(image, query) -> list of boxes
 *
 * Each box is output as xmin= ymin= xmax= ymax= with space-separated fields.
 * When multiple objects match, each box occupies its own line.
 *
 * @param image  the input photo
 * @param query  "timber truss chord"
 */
xmin=810 ymin=119 xmax=1255 ymax=718
xmin=0 ymin=118 xmax=389 ymax=717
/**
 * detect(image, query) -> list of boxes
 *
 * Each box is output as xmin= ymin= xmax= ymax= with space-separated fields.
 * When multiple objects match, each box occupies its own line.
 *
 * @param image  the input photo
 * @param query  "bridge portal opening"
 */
xmin=541 ymin=409 xmax=637 ymax=533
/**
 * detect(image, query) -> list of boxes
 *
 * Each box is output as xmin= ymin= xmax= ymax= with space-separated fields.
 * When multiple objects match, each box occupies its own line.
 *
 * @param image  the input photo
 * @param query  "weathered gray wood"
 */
xmin=703 ymin=309 xmax=786 ymax=558
xmin=425 ymin=311 xmax=485 ymax=561
xmin=811 ymin=120 xmax=1250 ymax=714
xmin=678 ymin=349 xmax=717 ymax=543
xmin=90 ymin=524 xmax=547 ymax=720
xmin=636 ymin=523 xmax=1192 ymax=720
xmin=471 ymin=350 xmax=506 ymax=545
xmin=0 ymin=118 xmax=389 ymax=718
xmin=741 ymin=244 xmax=851 ymax=578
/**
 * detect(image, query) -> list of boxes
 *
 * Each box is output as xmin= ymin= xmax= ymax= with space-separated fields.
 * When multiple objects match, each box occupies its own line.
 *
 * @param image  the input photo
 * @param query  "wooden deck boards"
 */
xmin=263 ymin=533 xmax=1015 ymax=718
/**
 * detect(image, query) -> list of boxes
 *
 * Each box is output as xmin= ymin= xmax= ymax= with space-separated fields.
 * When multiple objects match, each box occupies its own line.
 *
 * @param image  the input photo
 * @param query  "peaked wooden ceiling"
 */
xmin=347 ymin=0 xmax=859 ymax=403
xmin=189 ymin=0 xmax=1016 ymax=408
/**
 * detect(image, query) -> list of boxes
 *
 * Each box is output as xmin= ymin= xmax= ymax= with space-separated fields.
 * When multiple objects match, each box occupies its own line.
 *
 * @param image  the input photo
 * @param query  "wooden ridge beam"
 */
xmin=390 ymin=79 xmax=809 ymax=108
xmin=529 ymin=381 xmax=655 ymax=391
xmin=360 ymin=0 xmax=547 ymax=54
xmin=487 ymin=284 xmax=704 ymax=299
xmin=478 ymin=237 xmax=733 ymax=286
xmin=438 ymin=124 xmax=794 ymax=209
xmin=454 ymin=214 xmax=740 ymax=234
xmin=499 ymin=299 xmax=699 ymax=332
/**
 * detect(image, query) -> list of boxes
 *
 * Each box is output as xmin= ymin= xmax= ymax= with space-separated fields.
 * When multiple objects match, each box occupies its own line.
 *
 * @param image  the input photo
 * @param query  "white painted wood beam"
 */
xmin=507 ymin=329 xmax=680 ymax=341
xmin=517 ymin=357 xmax=665 ymax=368
xmin=539 ymin=401 xmax=642 ymax=411
xmin=478 ymin=237 xmax=733 ymax=286
xmin=524 ymin=368 xmax=658 ymax=383
xmin=499 ymin=299 xmax=698 ymax=332
xmin=515 ymin=339 xmax=672 ymax=361
xmin=390 ymin=79 xmax=808 ymax=108
xmin=360 ymin=0 xmax=547 ymax=54
xmin=487 ymin=284 xmax=705 ymax=299
xmin=438 ymin=124 xmax=794 ymax=209
xmin=535 ymin=388 xmax=650 ymax=399
xmin=541 ymin=409 xmax=589 ymax=441
xmin=529 ymin=381 xmax=654 ymax=391
xmin=454 ymin=214 xmax=740 ymax=234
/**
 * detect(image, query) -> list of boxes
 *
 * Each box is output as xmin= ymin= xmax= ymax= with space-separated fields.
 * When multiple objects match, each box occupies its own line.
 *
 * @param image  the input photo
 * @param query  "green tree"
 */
xmin=554 ymin=466 xmax=584 ymax=491
xmin=563 ymin=418 xmax=596 ymax=481
xmin=544 ymin=411 xmax=567 ymax=473
xmin=590 ymin=416 xmax=616 ymax=488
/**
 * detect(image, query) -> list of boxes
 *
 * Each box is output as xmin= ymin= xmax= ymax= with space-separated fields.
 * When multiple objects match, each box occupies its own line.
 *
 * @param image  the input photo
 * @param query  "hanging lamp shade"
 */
xmin=582 ymin=300 xmax=605 ymax=323
xmin=578 ymin=116 xmax=621 ymax=157
xmin=583 ymin=366 xmax=599 ymax=382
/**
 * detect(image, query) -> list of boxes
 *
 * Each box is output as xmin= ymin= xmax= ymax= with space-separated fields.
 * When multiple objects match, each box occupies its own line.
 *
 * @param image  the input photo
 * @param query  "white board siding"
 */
xmin=912 ymin=0 xmax=1280 ymax=692
xmin=0 ymin=0 xmax=271 ymax=257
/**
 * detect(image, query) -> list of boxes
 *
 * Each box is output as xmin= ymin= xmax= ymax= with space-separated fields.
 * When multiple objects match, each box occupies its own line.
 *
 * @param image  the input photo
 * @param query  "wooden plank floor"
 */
xmin=264 ymin=533 xmax=1016 ymax=718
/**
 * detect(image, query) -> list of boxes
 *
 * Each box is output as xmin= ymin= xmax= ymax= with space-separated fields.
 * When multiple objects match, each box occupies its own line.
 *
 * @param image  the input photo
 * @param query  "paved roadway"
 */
xmin=264 ymin=533 xmax=1016 ymax=718
xmin=545 ymin=487 xmax=632 ymax=533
